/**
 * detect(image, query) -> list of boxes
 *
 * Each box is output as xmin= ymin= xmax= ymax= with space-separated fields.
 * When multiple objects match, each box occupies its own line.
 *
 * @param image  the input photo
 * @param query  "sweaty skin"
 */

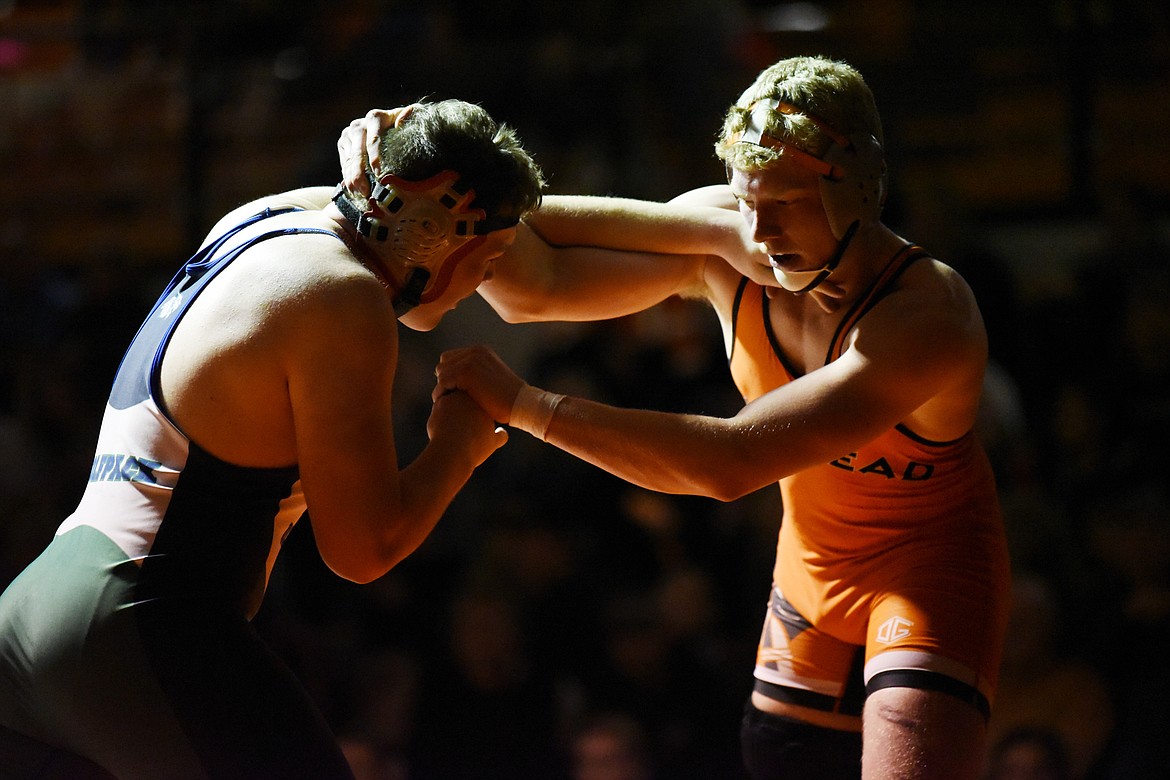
xmin=342 ymin=102 xmax=1009 ymax=779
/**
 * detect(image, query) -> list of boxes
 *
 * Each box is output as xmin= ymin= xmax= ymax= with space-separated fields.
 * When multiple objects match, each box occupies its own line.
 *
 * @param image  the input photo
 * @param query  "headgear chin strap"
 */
xmin=771 ymin=220 xmax=859 ymax=293
xmin=333 ymin=170 xmax=517 ymax=316
xmin=732 ymin=99 xmax=886 ymax=294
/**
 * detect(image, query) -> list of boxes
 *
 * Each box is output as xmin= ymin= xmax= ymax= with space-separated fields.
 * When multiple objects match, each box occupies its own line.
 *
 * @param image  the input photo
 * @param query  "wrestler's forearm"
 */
xmin=480 ymin=223 xmax=707 ymax=323
xmin=538 ymin=396 xmax=776 ymax=502
xmin=526 ymin=194 xmax=744 ymax=257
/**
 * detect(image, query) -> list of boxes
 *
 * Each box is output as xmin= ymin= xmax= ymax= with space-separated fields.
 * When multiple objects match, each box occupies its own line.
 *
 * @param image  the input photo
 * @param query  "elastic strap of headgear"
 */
xmin=332 ymin=180 xmax=383 ymax=240
xmin=730 ymin=99 xmax=850 ymax=180
xmin=729 ymin=97 xmax=885 ymax=254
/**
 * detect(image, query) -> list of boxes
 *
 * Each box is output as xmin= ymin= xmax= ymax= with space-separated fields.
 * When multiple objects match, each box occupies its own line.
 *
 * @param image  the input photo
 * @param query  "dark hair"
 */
xmin=380 ymin=100 xmax=545 ymax=229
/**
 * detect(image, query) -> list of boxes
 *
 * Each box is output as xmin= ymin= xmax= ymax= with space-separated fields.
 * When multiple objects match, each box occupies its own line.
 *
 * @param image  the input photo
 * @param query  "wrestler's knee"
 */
xmin=740 ymin=702 xmax=862 ymax=780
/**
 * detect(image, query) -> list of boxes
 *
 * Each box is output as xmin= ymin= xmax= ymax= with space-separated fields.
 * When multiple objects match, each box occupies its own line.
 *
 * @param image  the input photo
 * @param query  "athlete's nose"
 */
xmin=749 ymin=205 xmax=782 ymax=244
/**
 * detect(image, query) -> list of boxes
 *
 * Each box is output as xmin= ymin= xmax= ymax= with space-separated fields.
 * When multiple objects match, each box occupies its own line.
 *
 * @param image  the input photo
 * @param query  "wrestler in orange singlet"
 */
xmin=344 ymin=55 xmax=1011 ymax=780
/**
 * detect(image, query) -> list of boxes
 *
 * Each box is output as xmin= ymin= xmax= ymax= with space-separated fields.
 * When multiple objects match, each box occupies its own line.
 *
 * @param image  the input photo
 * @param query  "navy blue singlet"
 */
xmin=0 ymin=208 xmax=357 ymax=779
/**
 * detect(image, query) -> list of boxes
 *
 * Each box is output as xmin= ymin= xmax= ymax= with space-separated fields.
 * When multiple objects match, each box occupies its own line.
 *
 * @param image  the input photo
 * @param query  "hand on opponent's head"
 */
xmin=337 ymin=105 xmax=419 ymax=197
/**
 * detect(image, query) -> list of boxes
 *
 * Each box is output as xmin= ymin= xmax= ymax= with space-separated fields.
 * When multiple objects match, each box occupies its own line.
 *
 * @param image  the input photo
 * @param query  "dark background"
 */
xmin=2 ymin=2 xmax=1168 ymax=778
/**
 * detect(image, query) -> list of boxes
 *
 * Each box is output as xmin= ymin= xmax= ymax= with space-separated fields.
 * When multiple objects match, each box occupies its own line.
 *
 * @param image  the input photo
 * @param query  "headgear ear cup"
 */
xmin=725 ymin=101 xmax=888 ymax=294
xmin=819 ymin=132 xmax=886 ymax=240
xmin=332 ymin=170 xmax=493 ymax=314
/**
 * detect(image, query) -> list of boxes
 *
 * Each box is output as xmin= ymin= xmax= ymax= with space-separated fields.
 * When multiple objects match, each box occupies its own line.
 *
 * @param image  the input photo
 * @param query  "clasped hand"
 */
xmin=433 ymin=345 xmax=527 ymax=426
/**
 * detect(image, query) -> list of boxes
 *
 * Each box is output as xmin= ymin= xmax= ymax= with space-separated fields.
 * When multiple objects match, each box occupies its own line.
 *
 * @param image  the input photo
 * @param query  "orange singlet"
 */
xmin=728 ymin=246 xmax=1011 ymax=721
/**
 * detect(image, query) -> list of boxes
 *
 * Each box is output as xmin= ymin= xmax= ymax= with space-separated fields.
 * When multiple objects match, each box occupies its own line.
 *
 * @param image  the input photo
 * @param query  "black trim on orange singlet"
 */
xmin=894 ymin=422 xmax=971 ymax=448
xmin=761 ymin=281 xmax=805 ymax=380
xmin=729 ymin=275 xmax=750 ymax=364
xmin=729 ymin=276 xmax=804 ymax=380
xmin=824 ymin=244 xmax=929 ymax=365
xmin=729 ymin=245 xmax=931 ymax=383
xmin=752 ymin=646 xmax=867 ymax=717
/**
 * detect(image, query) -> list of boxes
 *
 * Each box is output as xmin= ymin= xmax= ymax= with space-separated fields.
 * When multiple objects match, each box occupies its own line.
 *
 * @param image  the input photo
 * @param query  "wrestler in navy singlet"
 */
xmin=0 ymin=209 xmax=356 ymax=780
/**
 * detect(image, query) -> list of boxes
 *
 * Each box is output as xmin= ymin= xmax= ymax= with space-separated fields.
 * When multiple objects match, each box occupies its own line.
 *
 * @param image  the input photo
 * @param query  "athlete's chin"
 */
xmin=770 ymin=267 xmax=797 ymax=289
xmin=746 ymin=264 xmax=781 ymax=287
xmin=399 ymin=310 xmax=440 ymax=332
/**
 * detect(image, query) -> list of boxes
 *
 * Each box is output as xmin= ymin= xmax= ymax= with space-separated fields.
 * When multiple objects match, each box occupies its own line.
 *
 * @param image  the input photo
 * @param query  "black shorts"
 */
xmin=740 ymin=700 xmax=862 ymax=780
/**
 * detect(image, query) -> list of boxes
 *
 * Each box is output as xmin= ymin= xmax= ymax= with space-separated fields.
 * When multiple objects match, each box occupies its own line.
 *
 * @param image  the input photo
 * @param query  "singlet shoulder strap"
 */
xmin=108 ymin=214 xmax=342 ymax=412
xmin=184 ymin=207 xmax=307 ymax=277
xmin=143 ymin=207 xmax=307 ymax=321
xmin=824 ymin=244 xmax=931 ymax=364
xmin=728 ymin=275 xmax=803 ymax=381
xmin=727 ymin=275 xmax=753 ymax=364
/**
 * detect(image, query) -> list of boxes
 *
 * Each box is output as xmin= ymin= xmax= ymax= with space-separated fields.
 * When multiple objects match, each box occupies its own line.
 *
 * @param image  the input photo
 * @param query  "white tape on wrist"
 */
xmin=510 ymin=385 xmax=566 ymax=441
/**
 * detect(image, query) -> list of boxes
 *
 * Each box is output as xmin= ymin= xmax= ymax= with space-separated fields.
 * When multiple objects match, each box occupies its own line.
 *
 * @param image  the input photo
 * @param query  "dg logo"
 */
xmin=876 ymin=615 xmax=914 ymax=644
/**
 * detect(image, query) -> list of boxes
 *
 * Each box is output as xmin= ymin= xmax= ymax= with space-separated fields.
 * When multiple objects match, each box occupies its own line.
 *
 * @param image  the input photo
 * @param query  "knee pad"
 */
xmin=740 ymin=703 xmax=862 ymax=780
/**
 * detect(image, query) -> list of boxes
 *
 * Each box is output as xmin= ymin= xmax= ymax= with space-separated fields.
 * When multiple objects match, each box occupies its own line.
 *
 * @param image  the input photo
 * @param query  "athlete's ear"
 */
xmin=819 ymin=132 xmax=885 ymax=241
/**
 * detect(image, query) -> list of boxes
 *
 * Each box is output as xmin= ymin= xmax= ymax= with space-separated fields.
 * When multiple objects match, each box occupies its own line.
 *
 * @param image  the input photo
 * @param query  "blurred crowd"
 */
xmin=2 ymin=179 xmax=1168 ymax=780
xmin=2 ymin=1 xmax=1169 ymax=779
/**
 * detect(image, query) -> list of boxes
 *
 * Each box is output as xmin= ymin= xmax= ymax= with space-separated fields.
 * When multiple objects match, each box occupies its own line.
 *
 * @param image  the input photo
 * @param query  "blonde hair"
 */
xmin=715 ymin=56 xmax=883 ymax=172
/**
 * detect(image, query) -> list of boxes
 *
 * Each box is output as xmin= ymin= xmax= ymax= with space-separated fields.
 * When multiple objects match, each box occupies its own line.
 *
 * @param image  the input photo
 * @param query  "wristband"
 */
xmin=510 ymin=385 xmax=566 ymax=441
